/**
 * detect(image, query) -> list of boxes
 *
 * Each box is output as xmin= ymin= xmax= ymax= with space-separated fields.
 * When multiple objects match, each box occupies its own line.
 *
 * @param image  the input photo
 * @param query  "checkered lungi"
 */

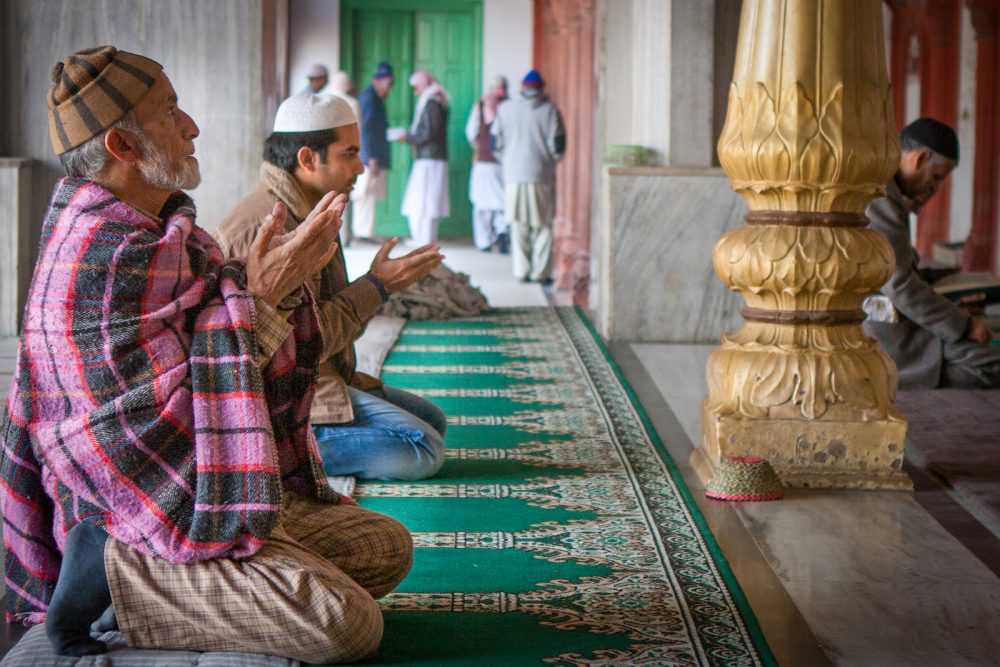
xmin=105 ymin=494 xmax=413 ymax=663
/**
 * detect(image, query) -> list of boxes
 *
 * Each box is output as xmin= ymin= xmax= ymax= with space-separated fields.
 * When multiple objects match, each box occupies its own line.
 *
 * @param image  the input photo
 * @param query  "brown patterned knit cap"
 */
xmin=47 ymin=46 xmax=162 ymax=155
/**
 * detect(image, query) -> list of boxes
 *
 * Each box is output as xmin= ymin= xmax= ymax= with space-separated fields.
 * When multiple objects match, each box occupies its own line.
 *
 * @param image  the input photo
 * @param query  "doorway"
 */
xmin=341 ymin=0 xmax=483 ymax=239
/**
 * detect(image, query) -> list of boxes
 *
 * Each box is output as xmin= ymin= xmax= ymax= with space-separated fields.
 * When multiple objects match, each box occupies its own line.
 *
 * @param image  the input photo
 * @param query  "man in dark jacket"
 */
xmin=353 ymin=61 xmax=396 ymax=240
xmin=401 ymin=70 xmax=450 ymax=245
xmin=864 ymin=117 xmax=1000 ymax=389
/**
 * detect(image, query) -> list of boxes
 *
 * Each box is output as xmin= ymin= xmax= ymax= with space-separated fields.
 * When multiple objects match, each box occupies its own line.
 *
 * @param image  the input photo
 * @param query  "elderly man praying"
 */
xmin=0 ymin=46 xmax=412 ymax=663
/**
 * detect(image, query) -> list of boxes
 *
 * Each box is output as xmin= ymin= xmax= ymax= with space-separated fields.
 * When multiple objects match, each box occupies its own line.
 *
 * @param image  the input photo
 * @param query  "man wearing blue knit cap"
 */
xmin=864 ymin=117 xmax=1000 ymax=389
xmin=491 ymin=69 xmax=566 ymax=284
xmin=354 ymin=61 xmax=400 ymax=240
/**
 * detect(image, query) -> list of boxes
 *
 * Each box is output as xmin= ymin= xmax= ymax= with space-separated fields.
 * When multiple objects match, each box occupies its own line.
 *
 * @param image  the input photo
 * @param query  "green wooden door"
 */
xmin=349 ymin=10 xmax=414 ymax=240
xmin=342 ymin=1 xmax=481 ymax=239
xmin=413 ymin=11 xmax=476 ymax=239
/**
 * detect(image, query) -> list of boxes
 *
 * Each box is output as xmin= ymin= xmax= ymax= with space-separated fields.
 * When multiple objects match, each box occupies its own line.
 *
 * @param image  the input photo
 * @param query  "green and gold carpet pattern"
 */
xmin=358 ymin=307 xmax=774 ymax=666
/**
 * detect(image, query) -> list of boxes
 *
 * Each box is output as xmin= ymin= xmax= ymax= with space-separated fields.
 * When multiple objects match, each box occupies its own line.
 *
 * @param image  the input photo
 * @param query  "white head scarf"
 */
xmin=409 ymin=70 xmax=450 ymax=132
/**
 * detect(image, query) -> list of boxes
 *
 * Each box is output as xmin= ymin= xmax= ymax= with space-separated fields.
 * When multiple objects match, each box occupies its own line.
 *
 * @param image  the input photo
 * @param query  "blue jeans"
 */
xmin=312 ymin=385 xmax=447 ymax=480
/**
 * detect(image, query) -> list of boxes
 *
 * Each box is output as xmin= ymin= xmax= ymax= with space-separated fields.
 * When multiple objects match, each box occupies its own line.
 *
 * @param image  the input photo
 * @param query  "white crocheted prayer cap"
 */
xmin=273 ymin=94 xmax=357 ymax=133
xmin=306 ymin=64 xmax=329 ymax=79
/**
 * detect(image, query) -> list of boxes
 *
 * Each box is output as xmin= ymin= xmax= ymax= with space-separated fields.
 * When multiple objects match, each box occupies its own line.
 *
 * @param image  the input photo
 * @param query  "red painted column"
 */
xmin=533 ymin=0 xmax=596 ymax=305
xmin=916 ymin=0 xmax=962 ymax=257
xmin=963 ymin=1 xmax=1000 ymax=271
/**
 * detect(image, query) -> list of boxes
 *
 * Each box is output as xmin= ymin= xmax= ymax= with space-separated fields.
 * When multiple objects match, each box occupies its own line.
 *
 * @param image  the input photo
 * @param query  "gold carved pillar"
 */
xmin=698 ymin=0 xmax=911 ymax=489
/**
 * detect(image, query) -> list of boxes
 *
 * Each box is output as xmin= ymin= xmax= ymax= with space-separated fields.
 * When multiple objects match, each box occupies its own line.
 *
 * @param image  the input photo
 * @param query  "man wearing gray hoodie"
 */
xmin=491 ymin=69 xmax=566 ymax=284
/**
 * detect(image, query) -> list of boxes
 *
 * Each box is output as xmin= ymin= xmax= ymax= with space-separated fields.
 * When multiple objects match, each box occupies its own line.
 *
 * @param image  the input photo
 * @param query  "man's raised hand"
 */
xmin=369 ymin=238 xmax=444 ymax=293
xmin=246 ymin=193 xmax=347 ymax=306
xmin=267 ymin=192 xmax=346 ymax=249
xmin=966 ymin=316 xmax=995 ymax=344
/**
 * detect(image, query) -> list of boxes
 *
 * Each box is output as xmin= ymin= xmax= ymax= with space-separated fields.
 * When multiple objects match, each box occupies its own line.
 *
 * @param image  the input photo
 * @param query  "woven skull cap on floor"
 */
xmin=705 ymin=456 xmax=784 ymax=502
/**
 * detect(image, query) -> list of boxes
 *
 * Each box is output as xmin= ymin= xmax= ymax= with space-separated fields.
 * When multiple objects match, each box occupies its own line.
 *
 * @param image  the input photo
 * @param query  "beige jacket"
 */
xmin=216 ymin=162 xmax=386 ymax=423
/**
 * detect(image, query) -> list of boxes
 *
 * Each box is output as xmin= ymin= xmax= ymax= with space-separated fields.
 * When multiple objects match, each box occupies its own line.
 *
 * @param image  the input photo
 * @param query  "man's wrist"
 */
xmin=250 ymin=290 xmax=280 ymax=308
xmin=251 ymin=294 xmax=296 ymax=365
xmin=365 ymin=273 xmax=390 ymax=302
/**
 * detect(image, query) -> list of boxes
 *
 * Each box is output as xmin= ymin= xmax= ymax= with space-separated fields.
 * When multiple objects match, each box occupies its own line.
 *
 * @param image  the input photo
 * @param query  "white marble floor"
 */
xmin=365 ymin=245 xmax=1000 ymax=665
xmin=356 ymin=244 xmax=1000 ymax=664
xmin=629 ymin=343 xmax=1000 ymax=667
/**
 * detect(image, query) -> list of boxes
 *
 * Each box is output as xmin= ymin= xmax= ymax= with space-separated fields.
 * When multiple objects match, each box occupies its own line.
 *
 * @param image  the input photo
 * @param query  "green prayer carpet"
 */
xmin=345 ymin=307 xmax=775 ymax=666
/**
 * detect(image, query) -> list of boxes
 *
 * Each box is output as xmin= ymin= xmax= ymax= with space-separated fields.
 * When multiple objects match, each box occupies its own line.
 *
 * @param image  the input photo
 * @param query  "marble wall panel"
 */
xmin=667 ymin=0 xmax=714 ymax=167
xmin=0 ymin=159 xmax=32 ymax=337
xmin=1 ymin=0 xmax=266 ymax=235
xmin=595 ymin=167 xmax=746 ymax=342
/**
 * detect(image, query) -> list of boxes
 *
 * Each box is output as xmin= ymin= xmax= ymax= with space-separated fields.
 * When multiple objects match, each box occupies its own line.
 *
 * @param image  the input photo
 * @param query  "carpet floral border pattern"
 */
xmin=361 ymin=307 xmax=773 ymax=666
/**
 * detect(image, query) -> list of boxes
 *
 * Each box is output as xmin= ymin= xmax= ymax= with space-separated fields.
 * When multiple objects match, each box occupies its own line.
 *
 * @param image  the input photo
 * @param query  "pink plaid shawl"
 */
xmin=1 ymin=179 xmax=342 ymax=624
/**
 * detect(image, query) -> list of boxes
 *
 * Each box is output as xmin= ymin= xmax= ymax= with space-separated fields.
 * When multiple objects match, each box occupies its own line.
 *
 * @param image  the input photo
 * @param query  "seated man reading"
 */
xmin=0 ymin=46 xmax=412 ymax=663
xmin=864 ymin=117 xmax=1000 ymax=389
xmin=216 ymin=93 xmax=447 ymax=481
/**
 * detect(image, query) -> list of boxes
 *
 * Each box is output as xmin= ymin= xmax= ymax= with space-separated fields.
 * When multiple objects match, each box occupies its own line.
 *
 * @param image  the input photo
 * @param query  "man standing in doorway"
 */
xmin=491 ymin=69 xmax=566 ymax=284
xmin=354 ymin=61 xmax=396 ymax=241
xmin=402 ymin=70 xmax=450 ymax=246
xmin=465 ymin=75 xmax=509 ymax=253
xmin=864 ymin=117 xmax=1000 ymax=389
xmin=299 ymin=63 xmax=329 ymax=95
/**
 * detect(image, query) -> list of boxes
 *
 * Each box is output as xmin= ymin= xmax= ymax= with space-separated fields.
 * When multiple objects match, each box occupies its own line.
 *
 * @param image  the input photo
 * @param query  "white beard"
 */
xmin=135 ymin=132 xmax=201 ymax=191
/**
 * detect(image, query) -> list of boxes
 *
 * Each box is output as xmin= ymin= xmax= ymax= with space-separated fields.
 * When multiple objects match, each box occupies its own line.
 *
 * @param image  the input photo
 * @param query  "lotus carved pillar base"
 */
xmin=696 ymin=317 xmax=911 ymax=490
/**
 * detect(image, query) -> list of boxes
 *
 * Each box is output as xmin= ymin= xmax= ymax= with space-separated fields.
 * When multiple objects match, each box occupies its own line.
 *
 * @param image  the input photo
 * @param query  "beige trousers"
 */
xmin=352 ymin=168 xmax=388 ymax=239
xmin=105 ymin=494 xmax=413 ymax=664
xmin=505 ymin=182 xmax=555 ymax=281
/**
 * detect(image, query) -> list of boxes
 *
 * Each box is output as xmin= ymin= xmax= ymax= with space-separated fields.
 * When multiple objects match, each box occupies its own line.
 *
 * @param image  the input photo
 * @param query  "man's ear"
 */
xmin=899 ymin=148 xmax=926 ymax=176
xmin=296 ymin=146 xmax=318 ymax=173
xmin=104 ymin=129 xmax=140 ymax=164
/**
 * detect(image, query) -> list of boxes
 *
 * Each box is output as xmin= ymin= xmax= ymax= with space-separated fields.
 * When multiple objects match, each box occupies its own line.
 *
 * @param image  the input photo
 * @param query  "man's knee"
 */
xmin=943 ymin=364 xmax=1000 ymax=388
xmin=399 ymin=427 xmax=445 ymax=480
xmin=366 ymin=513 xmax=414 ymax=599
xmin=422 ymin=432 xmax=446 ymax=478
xmin=380 ymin=391 xmax=447 ymax=479
xmin=386 ymin=513 xmax=415 ymax=572
xmin=941 ymin=344 xmax=1000 ymax=388
xmin=422 ymin=402 xmax=448 ymax=436
xmin=308 ymin=592 xmax=384 ymax=664
xmin=382 ymin=385 xmax=447 ymax=437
